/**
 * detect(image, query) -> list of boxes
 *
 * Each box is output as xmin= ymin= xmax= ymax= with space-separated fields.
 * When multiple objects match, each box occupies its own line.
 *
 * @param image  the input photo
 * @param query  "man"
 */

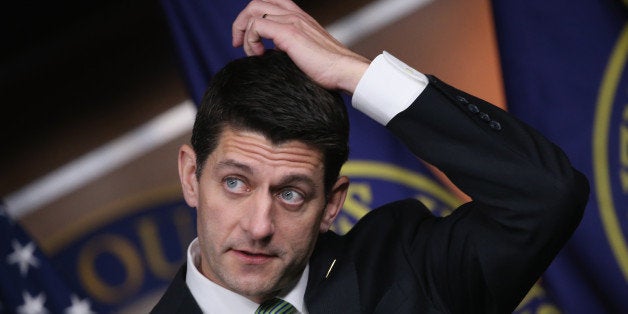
xmin=152 ymin=0 xmax=589 ymax=313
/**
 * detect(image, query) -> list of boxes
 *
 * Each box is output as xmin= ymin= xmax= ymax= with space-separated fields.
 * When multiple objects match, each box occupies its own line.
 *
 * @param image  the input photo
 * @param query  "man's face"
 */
xmin=178 ymin=128 xmax=347 ymax=302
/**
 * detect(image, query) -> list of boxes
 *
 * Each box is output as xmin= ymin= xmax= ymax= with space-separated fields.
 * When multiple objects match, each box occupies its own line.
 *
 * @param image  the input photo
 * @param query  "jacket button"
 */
xmin=467 ymin=104 xmax=479 ymax=113
xmin=456 ymin=95 xmax=468 ymax=103
xmin=479 ymin=112 xmax=491 ymax=121
xmin=489 ymin=120 xmax=502 ymax=130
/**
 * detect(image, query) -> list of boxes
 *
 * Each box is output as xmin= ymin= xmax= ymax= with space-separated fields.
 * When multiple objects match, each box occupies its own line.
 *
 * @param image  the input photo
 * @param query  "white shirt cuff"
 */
xmin=352 ymin=51 xmax=429 ymax=125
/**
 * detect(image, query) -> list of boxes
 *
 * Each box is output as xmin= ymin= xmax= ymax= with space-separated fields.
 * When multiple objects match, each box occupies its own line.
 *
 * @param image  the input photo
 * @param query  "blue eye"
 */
xmin=223 ymin=177 xmax=247 ymax=193
xmin=278 ymin=189 xmax=304 ymax=205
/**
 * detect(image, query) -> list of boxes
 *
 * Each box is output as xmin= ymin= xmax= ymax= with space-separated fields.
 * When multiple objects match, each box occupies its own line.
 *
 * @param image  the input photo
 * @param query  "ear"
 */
xmin=319 ymin=176 xmax=349 ymax=232
xmin=178 ymin=144 xmax=199 ymax=208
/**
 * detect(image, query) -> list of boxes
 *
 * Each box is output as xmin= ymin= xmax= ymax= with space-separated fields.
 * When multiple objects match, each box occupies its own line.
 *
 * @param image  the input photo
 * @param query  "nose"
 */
xmin=241 ymin=191 xmax=274 ymax=241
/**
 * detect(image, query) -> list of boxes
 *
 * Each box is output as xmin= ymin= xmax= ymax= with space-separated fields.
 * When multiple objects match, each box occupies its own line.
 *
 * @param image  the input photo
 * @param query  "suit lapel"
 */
xmin=305 ymin=233 xmax=361 ymax=313
xmin=150 ymin=264 xmax=203 ymax=314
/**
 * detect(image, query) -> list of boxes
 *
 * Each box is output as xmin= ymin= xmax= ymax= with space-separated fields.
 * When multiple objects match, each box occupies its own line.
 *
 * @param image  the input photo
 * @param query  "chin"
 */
xmin=218 ymin=259 xmax=306 ymax=299
xmin=229 ymin=277 xmax=283 ymax=301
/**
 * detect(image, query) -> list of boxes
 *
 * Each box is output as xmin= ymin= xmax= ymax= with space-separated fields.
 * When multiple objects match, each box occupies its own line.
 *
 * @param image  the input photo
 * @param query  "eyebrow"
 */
xmin=215 ymin=160 xmax=319 ymax=190
xmin=215 ymin=160 xmax=253 ymax=174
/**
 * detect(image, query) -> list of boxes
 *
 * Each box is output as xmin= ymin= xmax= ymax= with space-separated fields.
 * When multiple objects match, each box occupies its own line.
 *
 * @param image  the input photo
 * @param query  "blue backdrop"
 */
xmin=492 ymin=0 xmax=628 ymax=312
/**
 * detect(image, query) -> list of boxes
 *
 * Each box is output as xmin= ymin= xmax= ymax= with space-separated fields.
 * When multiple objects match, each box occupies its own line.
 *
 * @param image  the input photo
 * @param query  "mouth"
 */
xmin=231 ymin=249 xmax=277 ymax=265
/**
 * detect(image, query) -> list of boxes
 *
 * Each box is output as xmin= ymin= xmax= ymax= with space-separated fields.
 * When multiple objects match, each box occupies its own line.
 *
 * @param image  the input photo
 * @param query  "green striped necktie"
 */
xmin=255 ymin=298 xmax=297 ymax=314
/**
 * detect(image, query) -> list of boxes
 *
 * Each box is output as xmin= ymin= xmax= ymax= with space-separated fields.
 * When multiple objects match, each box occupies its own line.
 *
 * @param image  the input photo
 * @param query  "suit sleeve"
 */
xmin=386 ymin=75 xmax=589 ymax=313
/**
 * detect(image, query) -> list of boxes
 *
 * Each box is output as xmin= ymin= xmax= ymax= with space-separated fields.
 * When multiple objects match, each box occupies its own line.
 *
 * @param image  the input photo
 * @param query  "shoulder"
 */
xmin=317 ymin=198 xmax=436 ymax=254
xmin=350 ymin=198 xmax=435 ymax=236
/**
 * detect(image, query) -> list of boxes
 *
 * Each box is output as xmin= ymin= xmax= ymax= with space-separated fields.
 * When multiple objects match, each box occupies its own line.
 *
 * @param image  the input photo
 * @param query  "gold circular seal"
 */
xmin=333 ymin=160 xmax=461 ymax=234
xmin=593 ymin=24 xmax=628 ymax=280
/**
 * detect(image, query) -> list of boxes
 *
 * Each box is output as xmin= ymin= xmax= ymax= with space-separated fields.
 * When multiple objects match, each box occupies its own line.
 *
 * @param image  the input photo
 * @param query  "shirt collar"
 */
xmin=185 ymin=238 xmax=309 ymax=313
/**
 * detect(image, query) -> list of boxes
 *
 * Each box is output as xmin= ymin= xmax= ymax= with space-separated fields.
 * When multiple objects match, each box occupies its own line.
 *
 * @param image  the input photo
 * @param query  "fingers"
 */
xmin=233 ymin=0 xmax=293 ymax=47
xmin=241 ymin=13 xmax=318 ymax=57
xmin=243 ymin=18 xmax=269 ymax=56
xmin=231 ymin=0 xmax=371 ymax=92
xmin=241 ymin=13 xmax=310 ymax=56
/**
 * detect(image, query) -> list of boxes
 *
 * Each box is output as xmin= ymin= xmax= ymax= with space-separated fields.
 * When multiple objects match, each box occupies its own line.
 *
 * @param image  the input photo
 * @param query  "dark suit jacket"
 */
xmin=151 ymin=76 xmax=589 ymax=314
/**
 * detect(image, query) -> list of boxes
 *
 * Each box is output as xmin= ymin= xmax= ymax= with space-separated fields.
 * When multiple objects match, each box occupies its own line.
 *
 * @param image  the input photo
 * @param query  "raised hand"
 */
xmin=232 ymin=0 xmax=370 ymax=94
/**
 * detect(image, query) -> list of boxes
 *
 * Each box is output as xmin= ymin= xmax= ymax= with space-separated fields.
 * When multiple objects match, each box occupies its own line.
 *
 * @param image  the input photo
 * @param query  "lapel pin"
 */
xmin=325 ymin=259 xmax=337 ymax=279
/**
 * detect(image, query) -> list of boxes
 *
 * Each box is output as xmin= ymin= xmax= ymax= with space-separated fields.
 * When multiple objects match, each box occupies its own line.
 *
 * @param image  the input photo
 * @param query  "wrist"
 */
xmin=336 ymin=55 xmax=370 ymax=94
